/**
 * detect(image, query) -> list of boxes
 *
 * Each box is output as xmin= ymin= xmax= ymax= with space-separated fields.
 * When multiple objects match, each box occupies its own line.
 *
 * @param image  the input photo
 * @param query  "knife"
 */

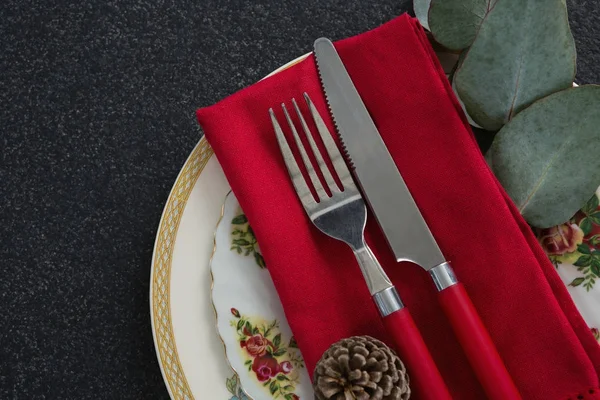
xmin=314 ymin=37 xmax=521 ymax=400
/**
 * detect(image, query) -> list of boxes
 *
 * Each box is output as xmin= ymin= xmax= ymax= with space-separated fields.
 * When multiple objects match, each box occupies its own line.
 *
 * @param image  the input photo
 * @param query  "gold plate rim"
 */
xmin=149 ymin=137 xmax=214 ymax=400
xmin=150 ymin=53 xmax=309 ymax=400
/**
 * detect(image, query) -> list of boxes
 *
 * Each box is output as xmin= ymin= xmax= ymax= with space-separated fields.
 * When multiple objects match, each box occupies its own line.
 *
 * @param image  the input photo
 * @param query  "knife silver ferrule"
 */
xmin=429 ymin=262 xmax=458 ymax=291
xmin=373 ymin=287 xmax=404 ymax=316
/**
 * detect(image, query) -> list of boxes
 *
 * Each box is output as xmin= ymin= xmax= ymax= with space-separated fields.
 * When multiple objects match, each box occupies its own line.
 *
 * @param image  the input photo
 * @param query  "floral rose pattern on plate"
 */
xmin=536 ymin=192 xmax=600 ymax=291
xmin=231 ymin=211 xmax=266 ymax=269
xmin=230 ymin=308 xmax=302 ymax=400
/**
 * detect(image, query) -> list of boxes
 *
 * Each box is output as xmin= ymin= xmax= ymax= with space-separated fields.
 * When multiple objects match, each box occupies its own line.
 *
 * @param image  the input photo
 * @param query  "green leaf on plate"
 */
xmin=232 ymin=214 xmax=248 ymax=225
xmin=489 ymin=86 xmax=600 ymax=227
xmin=574 ymin=255 xmax=592 ymax=267
xmin=580 ymin=218 xmax=593 ymax=236
xmin=254 ymin=252 xmax=266 ymax=269
xmin=272 ymin=349 xmax=287 ymax=357
xmin=578 ymin=244 xmax=592 ymax=255
xmin=429 ymin=0 xmax=497 ymax=51
xmin=455 ymin=0 xmax=576 ymax=130
xmin=232 ymin=239 xmax=250 ymax=246
xmin=413 ymin=0 xmax=432 ymax=29
xmin=269 ymin=380 xmax=278 ymax=394
xmin=226 ymin=376 xmax=237 ymax=394
xmin=273 ymin=333 xmax=281 ymax=348
xmin=588 ymin=211 xmax=600 ymax=225
xmin=289 ymin=336 xmax=298 ymax=348
xmin=583 ymin=194 xmax=600 ymax=215
xmin=589 ymin=235 xmax=600 ymax=247
xmin=569 ymin=277 xmax=585 ymax=287
xmin=592 ymin=261 xmax=600 ymax=277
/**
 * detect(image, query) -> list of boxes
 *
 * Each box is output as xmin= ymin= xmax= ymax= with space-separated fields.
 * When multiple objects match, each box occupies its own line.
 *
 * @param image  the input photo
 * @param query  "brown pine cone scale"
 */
xmin=313 ymin=335 xmax=410 ymax=400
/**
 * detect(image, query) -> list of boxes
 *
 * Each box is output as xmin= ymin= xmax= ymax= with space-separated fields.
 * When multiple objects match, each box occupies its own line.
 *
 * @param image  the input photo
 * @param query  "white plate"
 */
xmin=149 ymin=60 xmax=600 ymax=400
xmin=211 ymin=192 xmax=311 ymax=400
xmin=150 ymin=139 xmax=233 ymax=399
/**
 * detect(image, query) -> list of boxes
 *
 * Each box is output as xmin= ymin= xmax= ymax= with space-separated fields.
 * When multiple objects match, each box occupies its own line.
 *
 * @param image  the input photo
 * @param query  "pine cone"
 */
xmin=313 ymin=336 xmax=410 ymax=400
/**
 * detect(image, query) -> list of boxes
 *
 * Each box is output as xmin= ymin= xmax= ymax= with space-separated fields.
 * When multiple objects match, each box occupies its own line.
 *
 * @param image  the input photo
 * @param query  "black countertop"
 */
xmin=1 ymin=1 xmax=598 ymax=398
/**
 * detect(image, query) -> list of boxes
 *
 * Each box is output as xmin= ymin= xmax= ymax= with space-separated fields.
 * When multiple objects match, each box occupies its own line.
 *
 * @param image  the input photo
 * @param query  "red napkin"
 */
xmin=197 ymin=14 xmax=600 ymax=399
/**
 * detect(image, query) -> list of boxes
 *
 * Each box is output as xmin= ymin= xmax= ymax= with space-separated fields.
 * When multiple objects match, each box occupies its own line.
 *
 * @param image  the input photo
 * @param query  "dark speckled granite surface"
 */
xmin=0 ymin=1 xmax=598 ymax=398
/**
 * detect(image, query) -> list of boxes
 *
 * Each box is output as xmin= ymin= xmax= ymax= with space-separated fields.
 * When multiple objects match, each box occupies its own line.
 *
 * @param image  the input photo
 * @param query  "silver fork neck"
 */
xmin=353 ymin=244 xmax=394 ymax=295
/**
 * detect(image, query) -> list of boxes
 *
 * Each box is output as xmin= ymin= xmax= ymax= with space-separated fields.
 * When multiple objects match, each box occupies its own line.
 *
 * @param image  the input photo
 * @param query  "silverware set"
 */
xmin=268 ymin=38 xmax=522 ymax=400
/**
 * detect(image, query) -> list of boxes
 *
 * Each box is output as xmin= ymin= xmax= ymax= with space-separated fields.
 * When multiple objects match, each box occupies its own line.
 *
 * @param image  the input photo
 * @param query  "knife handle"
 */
xmin=431 ymin=263 xmax=521 ymax=400
xmin=376 ymin=288 xmax=452 ymax=400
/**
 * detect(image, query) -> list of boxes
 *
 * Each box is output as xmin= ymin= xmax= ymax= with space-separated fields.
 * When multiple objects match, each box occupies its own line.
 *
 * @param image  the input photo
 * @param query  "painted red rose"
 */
xmin=537 ymin=223 xmax=584 ymax=255
xmin=242 ymin=334 xmax=269 ymax=357
xmin=280 ymin=361 xmax=293 ymax=374
xmin=252 ymin=355 xmax=280 ymax=382
xmin=290 ymin=395 xmax=299 ymax=400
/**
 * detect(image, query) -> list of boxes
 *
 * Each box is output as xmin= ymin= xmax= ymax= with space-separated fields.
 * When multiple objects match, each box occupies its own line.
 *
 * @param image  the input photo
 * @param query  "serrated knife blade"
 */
xmin=313 ymin=37 xmax=521 ymax=400
xmin=313 ymin=37 xmax=445 ymax=270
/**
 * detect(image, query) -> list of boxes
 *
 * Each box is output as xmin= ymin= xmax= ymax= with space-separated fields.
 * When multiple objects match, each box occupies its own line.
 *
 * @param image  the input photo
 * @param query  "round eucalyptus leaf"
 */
xmin=490 ymin=86 xmax=600 ymax=228
xmin=429 ymin=0 xmax=497 ymax=51
xmin=413 ymin=0 xmax=432 ymax=30
xmin=451 ymin=73 xmax=484 ymax=129
xmin=455 ymin=0 xmax=576 ymax=131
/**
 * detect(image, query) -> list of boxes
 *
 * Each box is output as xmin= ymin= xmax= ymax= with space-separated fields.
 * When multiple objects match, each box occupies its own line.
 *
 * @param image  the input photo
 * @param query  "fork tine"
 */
xmin=282 ymin=102 xmax=328 ymax=202
xmin=270 ymin=108 xmax=314 ymax=205
xmin=303 ymin=93 xmax=353 ymax=190
xmin=292 ymin=98 xmax=338 ymax=194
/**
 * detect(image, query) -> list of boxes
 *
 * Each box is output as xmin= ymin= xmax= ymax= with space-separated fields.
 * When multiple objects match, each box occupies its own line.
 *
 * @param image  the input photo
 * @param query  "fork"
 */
xmin=270 ymin=93 xmax=452 ymax=400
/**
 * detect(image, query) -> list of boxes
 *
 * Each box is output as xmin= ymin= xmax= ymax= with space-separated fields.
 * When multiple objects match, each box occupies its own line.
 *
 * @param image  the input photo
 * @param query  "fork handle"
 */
xmin=376 ymin=288 xmax=452 ymax=400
